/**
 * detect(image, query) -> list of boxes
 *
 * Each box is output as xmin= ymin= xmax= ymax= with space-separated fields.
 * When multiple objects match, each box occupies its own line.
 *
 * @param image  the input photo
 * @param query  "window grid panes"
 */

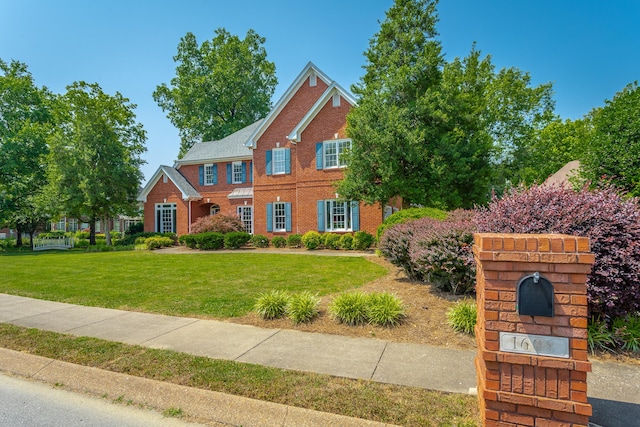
xmin=204 ymin=164 xmax=215 ymax=185
xmin=237 ymin=206 xmax=253 ymax=234
xmin=233 ymin=162 xmax=243 ymax=184
xmin=325 ymin=200 xmax=351 ymax=231
xmin=272 ymin=149 xmax=286 ymax=174
xmin=323 ymin=140 xmax=350 ymax=168
xmin=273 ymin=202 xmax=286 ymax=231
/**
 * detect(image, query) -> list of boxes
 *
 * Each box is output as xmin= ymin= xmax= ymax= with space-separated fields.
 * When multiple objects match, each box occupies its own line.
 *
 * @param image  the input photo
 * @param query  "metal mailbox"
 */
xmin=516 ymin=272 xmax=554 ymax=317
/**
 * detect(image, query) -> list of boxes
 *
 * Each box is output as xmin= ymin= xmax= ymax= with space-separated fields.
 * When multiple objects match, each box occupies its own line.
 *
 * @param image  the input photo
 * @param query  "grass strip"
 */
xmin=0 ymin=323 xmax=478 ymax=426
xmin=0 ymin=251 xmax=387 ymax=318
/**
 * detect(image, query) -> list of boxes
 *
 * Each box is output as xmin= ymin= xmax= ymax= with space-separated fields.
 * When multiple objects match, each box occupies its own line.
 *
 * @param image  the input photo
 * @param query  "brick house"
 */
xmin=138 ymin=62 xmax=390 ymax=237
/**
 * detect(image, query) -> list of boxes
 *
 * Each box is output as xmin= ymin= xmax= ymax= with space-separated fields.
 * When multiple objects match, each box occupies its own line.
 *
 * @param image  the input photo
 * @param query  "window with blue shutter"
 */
xmin=266 ymin=203 xmax=273 ymax=232
xmin=226 ymin=164 xmax=232 ymax=184
xmin=241 ymin=162 xmax=247 ymax=183
xmin=351 ymin=201 xmax=360 ymax=231
xmin=284 ymin=149 xmax=291 ymax=174
xmin=285 ymin=202 xmax=292 ymax=232
xmin=249 ymin=161 xmax=253 ymax=183
xmin=317 ymin=200 xmax=325 ymax=232
xmin=212 ymin=164 xmax=218 ymax=184
xmin=199 ymin=166 xmax=204 ymax=185
xmin=316 ymin=143 xmax=323 ymax=170
xmin=266 ymin=150 xmax=272 ymax=176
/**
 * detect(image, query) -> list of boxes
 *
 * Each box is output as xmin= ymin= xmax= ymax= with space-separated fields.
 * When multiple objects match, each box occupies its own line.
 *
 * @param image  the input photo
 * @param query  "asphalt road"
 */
xmin=0 ymin=373 xmax=206 ymax=427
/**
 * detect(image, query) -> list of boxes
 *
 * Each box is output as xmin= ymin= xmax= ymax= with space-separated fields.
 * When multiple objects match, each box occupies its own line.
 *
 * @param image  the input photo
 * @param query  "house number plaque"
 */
xmin=499 ymin=332 xmax=569 ymax=358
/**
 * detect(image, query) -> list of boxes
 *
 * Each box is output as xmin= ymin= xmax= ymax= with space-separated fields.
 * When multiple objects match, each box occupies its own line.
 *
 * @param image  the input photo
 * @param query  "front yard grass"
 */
xmin=0 ymin=324 xmax=479 ymax=426
xmin=0 ymin=251 xmax=387 ymax=318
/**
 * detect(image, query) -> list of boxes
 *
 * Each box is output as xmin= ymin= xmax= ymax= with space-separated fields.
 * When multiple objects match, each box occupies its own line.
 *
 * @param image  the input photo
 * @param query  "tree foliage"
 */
xmin=47 ymin=82 xmax=146 ymax=245
xmin=580 ymin=82 xmax=640 ymax=196
xmin=0 ymin=59 xmax=54 ymax=246
xmin=154 ymin=28 xmax=277 ymax=158
xmin=339 ymin=0 xmax=554 ymax=209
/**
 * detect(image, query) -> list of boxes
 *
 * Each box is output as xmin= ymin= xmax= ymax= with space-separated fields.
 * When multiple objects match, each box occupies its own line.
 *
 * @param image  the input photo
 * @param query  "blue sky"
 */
xmin=1 ymin=0 xmax=638 ymax=183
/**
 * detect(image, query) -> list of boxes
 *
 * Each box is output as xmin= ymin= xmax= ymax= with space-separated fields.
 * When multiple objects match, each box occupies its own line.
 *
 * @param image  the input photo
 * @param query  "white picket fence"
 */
xmin=33 ymin=236 xmax=75 ymax=251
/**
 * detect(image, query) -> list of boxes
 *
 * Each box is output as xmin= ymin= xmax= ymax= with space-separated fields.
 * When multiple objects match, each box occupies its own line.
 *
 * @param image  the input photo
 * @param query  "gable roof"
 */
xmin=177 ymin=120 xmax=261 ymax=165
xmin=543 ymin=160 xmax=581 ymax=187
xmin=287 ymin=82 xmax=356 ymax=143
xmin=246 ymin=62 xmax=347 ymax=149
xmin=138 ymin=165 xmax=201 ymax=202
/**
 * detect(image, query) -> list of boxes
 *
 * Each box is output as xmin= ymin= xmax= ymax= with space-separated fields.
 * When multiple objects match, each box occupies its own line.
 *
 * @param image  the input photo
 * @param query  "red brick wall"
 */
xmin=474 ymin=233 xmax=594 ymax=427
xmin=253 ymin=76 xmax=384 ymax=237
xmin=143 ymin=177 xmax=189 ymax=235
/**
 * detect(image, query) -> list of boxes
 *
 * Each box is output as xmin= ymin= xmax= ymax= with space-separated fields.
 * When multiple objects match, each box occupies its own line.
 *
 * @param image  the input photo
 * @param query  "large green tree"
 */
xmin=47 ymin=82 xmax=146 ymax=245
xmin=580 ymin=82 xmax=640 ymax=196
xmin=154 ymin=28 xmax=277 ymax=158
xmin=0 ymin=59 xmax=54 ymax=246
xmin=339 ymin=0 xmax=554 ymax=209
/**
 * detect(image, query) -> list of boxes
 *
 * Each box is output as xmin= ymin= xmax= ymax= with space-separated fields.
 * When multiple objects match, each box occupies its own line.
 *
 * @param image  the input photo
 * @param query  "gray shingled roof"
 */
xmin=160 ymin=165 xmax=201 ymax=200
xmin=179 ymin=120 xmax=262 ymax=163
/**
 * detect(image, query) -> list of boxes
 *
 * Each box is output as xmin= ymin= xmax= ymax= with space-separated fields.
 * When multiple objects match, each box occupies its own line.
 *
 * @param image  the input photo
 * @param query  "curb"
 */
xmin=0 ymin=347 xmax=398 ymax=427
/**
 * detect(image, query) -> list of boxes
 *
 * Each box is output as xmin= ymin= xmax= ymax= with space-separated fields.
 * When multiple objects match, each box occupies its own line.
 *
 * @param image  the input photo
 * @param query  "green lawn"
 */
xmin=0 ymin=250 xmax=387 ymax=318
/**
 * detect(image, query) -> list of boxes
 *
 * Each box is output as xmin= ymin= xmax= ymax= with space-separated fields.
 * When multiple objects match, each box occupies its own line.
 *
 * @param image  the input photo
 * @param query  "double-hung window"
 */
xmin=316 ymin=139 xmax=351 ymax=169
xmin=317 ymin=200 xmax=360 ymax=232
xmin=232 ymin=161 xmax=243 ymax=184
xmin=204 ymin=164 xmax=215 ymax=185
xmin=266 ymin=148 xmax=291 ymax=175
xmin=266 ymin=201 xmax=291 ymax=232
xmin=272 ymin=148 xmax=286 ymax=174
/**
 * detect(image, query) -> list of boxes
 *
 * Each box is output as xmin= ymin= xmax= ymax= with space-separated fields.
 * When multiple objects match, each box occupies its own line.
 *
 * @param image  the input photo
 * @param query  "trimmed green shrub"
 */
xmin=377 ymin=207 xmax=448 ymax=240
xmin=254 ymin=290 xmax=291 ymax=320
xmin=74 ymin=231 xmax=90 ymax=239
xmin=75 ymin=238 xmax=90 ymax=248
xmin=447 ymin=299 xmax=477 ymax=335
xmin=118 ymin=232 xmax=176 ymax=246
xmin=286 ymin=234 xmax=302 ymax=248
xmin=302 ymin=231 xmax=323 ymax=250
xmin=338 ymin=234 xmax=353 ymax=250
xmin=194 ymin=232 xmax=224 ymax=250
xmin=126 ymin=222 xmax=144 ymax=235
xmin=178 ymin=234 xmax=196 ymax=249
xmin=272 ymin=236 xmax=286 ymax=248
xmin=323 ymin=233 xmax=341 ymax=250
xmin=251 ymin=234 xmax=270 ymax=248
xmin=286 ymin=292 xmax=321 ymax=324
xmin=224 ymin=231 xmax=251 ymax=249
xmin=144 ymin=236 xmax=175 ymax=250
xmin=0 ymin=238 xmax=16 ymax=252
xmin=352 ymin=231 xmax=375 ymax=251
xmin=366 ymin=292 xmax=405 ymax=327
xmin=190 ymin=214 xmax=244 ymax=234
xmin=476 ymin=184 xmax=640 ymax=319
xmin=329 ymin=292 xmax=369 ymax=325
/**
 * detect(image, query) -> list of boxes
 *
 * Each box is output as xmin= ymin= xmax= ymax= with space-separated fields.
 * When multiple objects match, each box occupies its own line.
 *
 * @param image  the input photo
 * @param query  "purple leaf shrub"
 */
xmin=475 ymin=184 xmax=640 ymax=319
xmin=190 ymin=214 xmax=244 ymax=235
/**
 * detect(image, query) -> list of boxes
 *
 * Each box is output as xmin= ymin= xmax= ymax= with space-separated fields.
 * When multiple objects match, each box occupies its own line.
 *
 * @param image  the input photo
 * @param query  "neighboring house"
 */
xmin=50 ymin=215 xmax=142 ymax=234
xmin=138 ymin=62 xmax=391 ymax=237
xmin=543 ymin=160 xmax=581 ymax=187
xmin=0 ymin=227 xmax=12 ymax=239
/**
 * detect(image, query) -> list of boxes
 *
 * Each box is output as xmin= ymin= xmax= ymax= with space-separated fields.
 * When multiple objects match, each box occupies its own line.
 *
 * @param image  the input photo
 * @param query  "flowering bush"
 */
xmin=379 ymin=209 xmax=476 ymax=294
xmin=475 ymin=184 xmax=640 ymax=319
xmin=190 ymin=214 xmax=244 ymax=234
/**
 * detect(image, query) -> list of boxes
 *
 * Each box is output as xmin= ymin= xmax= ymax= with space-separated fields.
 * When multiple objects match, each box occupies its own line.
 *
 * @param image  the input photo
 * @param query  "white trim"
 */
xmin=175 ymin=155 xmax=251 ymax=168
xmin=246 ymin=62 xmax=334 ymax=149
xmin=287 ymin=84 xmax=356 ymax=142
xmin=138 ymin=166 xmax=201 ymax=202
xmin=322 ymin=139 xmax=351 ymax=169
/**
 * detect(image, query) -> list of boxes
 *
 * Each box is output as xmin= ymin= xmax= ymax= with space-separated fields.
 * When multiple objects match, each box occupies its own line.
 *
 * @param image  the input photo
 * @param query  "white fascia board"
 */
xmin=245 ymin=61 xmax=333 ymax=149
xmin=137 ymin=166 xmax=167 ymax=202
xmin=175 ymin=155 xmax=252 ymax=168
xmin=287 ymin=83 xmax=357 ymax=142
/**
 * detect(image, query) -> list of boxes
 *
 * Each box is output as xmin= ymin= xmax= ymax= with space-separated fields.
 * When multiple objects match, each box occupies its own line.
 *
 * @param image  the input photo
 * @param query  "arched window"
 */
xmin=210 ymin=204 xmax=220 ymax=216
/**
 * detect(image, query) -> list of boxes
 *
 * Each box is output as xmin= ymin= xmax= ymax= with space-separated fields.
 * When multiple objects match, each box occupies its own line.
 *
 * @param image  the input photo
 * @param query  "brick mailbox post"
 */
xmin=473 ymin=233 xmax=595 ymax=427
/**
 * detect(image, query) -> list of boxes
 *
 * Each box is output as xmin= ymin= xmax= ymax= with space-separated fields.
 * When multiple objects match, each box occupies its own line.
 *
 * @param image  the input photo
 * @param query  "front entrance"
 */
xmin=155 ymin=203 xmax=176 ymax=233
xmin=237 ymin=206 xmax=253 ymax=234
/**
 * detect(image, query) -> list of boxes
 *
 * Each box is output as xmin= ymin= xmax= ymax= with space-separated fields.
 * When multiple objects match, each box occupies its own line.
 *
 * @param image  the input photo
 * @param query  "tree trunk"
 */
xmin=16 ymin=223 xmax=23 ymax=247
xmin=104 ymin=215 xmax=112 ymax=246
xmin=89 ymin=219 xmax=96 ymax=246
xmin=28 ymin=230 xmax=34 ymax=250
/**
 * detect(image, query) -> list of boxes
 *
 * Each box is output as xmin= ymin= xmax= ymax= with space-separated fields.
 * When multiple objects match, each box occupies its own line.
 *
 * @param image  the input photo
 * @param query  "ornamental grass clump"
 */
xmin=366 ymin=292 xmax=405 ymax=327
xmin=286 ymin=292 xmax=321 ymax=324
xmin=475 ymin=184 xmax=640 ymax=320
xmin=446 ymin=299 xmax=477 ymax=335
xmin=254 ymin=290 xmax=291 ymax=320
xmin=329 ymin=292 xmax=369 ymax=325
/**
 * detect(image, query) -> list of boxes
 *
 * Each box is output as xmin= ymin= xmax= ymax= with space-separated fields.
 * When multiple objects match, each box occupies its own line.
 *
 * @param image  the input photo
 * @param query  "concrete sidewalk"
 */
xmin=1 ymin=293 xmax=639 ymax=426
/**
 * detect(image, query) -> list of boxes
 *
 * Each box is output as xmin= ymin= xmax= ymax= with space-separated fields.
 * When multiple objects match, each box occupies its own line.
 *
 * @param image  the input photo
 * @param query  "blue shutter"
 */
xmin=285 ymin=202 xmax=292 ymax=232
xmin=249 ymin=161 xmax=253 ymax=183
xmin=351 ymin=201 xmax=360 ymax=231
xmin=316 ymin=143 xmax=323 ymax=170
xmin=198 ymin=166 xmax=204 ymax=185
xmin=266 ymin=203 xmax=273 ymax=232
xmin=266 ymin=150 xmax=272 ymax=175
xmin=317 ymin=200 xmax=325 ymax=232
xmin=241 ymin=162 xmax=247 ymax=183
xmin=285 ymin=148 xmax=291 ymax=174
xmin=212 ymin=164 xmax=218 ymax=185
xmin=226 ymin=164 xmax=232 ymax=184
